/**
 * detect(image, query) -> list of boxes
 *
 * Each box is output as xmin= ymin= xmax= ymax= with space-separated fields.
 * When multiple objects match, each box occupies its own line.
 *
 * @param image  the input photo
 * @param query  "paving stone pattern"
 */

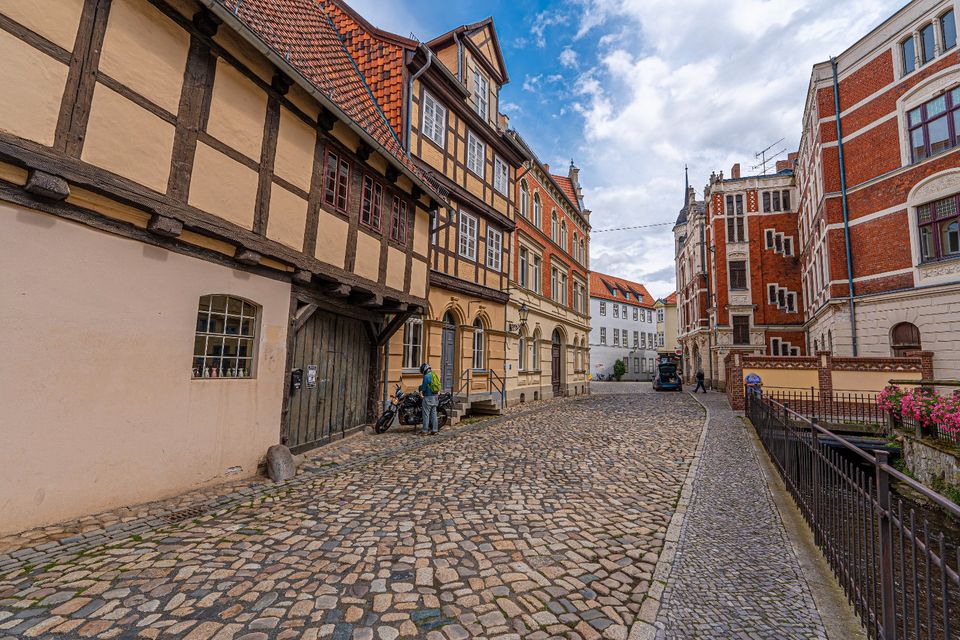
xmin=0 ymin=392 xmax=703 ymax=639
xmin=654 ymin=393 xmax=828 ymax=640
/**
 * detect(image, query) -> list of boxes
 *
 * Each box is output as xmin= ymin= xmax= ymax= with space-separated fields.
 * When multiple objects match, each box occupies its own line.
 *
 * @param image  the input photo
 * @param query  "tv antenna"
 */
xmin=751 ymin=138 xmax=786 ymax=175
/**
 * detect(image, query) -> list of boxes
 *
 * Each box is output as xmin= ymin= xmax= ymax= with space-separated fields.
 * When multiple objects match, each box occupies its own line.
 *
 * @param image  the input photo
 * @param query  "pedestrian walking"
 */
xmin=694 ymin=369 xmax=707 ymax=393
xmin=418 ymin=363 xmax=440 ymax=435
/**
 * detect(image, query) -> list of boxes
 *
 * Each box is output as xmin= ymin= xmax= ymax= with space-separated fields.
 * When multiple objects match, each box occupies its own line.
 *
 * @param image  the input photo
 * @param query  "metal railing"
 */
xmin=747 ymin=391 xmax=960 ymax=639
xmin=454 ymin=368 xmax=505 ymax=409
xmin=766 ymin=388 xmax=887 ymax=432
xmin=889 ymin=380 xmax=960 ymax=448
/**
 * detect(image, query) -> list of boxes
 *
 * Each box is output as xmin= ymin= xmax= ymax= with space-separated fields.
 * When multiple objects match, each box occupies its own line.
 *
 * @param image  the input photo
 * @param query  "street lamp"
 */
xmin=508 ymin=302 xmax=529 ymax=334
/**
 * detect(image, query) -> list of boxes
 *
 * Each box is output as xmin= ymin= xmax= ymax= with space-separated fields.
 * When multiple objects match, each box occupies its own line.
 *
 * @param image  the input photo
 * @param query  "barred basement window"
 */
xmin=193 ymin=295 xmax=258 ymax=379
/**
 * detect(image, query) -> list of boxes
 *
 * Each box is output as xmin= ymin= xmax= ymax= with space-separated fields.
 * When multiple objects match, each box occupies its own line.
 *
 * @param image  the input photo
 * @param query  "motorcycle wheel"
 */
xmin=375 ymin=411 xmax=395 ymax=434
xmin=437 ymin=407 xmax=449 ymax=429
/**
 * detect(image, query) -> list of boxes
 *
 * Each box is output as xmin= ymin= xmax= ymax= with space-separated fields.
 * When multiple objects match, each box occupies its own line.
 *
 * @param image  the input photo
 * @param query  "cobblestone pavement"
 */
xmin=0 ymin=395 xmax=577 ymax=558
xmin=0 ymin=392 xmax=703 ymax=639
xmin=653 ymin=392 xmax=828 ymax=640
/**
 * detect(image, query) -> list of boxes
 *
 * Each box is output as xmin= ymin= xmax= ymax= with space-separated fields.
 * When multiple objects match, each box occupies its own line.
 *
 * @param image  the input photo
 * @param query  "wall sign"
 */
xmin=307 ymin=364 xmax=318 ymax=389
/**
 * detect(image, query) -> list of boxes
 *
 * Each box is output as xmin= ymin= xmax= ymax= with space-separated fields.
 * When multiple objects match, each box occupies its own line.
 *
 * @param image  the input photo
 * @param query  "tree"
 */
xmin=613 ymin=359 xmax=626 ymax=381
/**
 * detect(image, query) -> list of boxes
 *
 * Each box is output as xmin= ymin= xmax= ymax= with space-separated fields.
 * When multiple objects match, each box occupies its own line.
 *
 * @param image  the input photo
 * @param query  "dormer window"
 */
xmin=473 ymin=69 xmax=489 ymax=120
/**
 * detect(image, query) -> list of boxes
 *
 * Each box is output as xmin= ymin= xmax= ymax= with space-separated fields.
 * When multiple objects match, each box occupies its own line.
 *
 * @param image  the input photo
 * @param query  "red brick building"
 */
xmin=797 ymin=0 xmax=959 ymax=377
xmin=677 ymin=161 xmax=806 ymax=388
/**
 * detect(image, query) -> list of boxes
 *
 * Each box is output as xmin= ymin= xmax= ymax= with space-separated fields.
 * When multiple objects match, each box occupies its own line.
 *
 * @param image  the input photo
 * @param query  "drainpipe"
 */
xmin=831 ymin=57 xmax=858 ymax=356
xmin=382 ymin=344 xmax=390 ymax=410
xmin=454 ymin=32 xmax=462 ymax=81
xmin=406 ymin=45 xmax=434 ymax=157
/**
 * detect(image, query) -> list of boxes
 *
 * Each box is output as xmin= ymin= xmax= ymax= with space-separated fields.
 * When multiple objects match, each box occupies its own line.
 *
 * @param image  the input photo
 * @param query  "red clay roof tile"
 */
xmin=590 ymin=271 xmax=655 ymax=307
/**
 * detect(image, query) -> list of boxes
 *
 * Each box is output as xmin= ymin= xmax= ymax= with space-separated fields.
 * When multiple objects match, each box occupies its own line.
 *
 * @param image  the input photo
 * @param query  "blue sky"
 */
xmin=350 ymin=0 xmax=905 ymax=298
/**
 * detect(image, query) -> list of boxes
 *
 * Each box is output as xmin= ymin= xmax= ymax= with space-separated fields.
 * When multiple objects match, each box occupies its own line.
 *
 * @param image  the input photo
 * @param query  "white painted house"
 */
xmin=589 ymin=272 xmax=659 ymax=381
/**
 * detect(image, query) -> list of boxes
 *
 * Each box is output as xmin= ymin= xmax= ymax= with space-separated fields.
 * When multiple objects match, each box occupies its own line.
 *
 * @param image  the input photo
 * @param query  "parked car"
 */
xmin=653 ymin=352 xmax=682 ymax=392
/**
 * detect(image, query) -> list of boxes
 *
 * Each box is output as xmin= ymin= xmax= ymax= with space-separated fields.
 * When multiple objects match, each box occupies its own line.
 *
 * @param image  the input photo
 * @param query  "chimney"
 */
xmin=731 ymin=163 xmax=741 ymax=179
xmin=775 ymin=160 xmax=791 ymax=172
xmin=498 ymin=112 xmax=509 ymax=131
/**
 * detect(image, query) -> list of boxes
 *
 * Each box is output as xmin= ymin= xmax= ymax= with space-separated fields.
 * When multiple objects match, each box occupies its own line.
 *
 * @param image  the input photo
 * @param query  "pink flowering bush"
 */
xmin=878 ymin=385 xmax=960 ymax=439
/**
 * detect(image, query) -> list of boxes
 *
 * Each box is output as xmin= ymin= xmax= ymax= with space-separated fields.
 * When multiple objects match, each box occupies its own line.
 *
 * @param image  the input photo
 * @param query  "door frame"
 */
xmin=551 ymin=328 xmax=564 ymax=396
xmin=441 ymin=312 xmax=457 ymax=393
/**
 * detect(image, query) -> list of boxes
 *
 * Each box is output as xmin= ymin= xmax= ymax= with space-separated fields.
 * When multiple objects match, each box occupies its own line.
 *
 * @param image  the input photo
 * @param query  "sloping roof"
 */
xmin=212 ymin=0 xmax=429 ymax=187
xmin=319 ymin=0 xmax=413 ymax=137
xmin=664 ymin=291 xmax=677 ymax=305
xmin=550 ymin=174 xmax=580 ymax=212
xmin=590 ymin=272 xmax=655 ymax=307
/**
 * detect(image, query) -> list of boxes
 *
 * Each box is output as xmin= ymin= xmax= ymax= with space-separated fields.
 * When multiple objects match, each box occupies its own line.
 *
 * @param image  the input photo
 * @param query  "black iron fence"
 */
xmin=748 ymin=392 xmax=960 ymax=640
xmin=767 ymin=388 xmax=887 ymax=432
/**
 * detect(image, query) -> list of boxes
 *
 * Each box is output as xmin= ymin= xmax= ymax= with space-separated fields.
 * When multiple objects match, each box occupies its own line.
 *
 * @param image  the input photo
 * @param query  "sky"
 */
xmin=349 ymin=0 xmax=905 ymax=299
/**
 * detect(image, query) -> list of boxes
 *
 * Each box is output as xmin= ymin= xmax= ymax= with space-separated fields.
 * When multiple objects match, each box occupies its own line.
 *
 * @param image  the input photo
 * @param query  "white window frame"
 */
xmin=458 ymin=210 xmax=478 ymax=261
xmin=532 ymin=255 xmax=542 ymax=294
xmin=519 ymin=247 xmax=528 ymax=288
xmin=494 ymin=156 xmax=509 ymax=195
xmin=486 ymin=227 xmax=502 ymax=271
xmin=467 ymin=131 xmax=485 ymax=176
xmin=421 ymin=90 xmax=446 ymax=148
xmin=473 ymin=69 xmax=489 ymax=119
xmin=472 ymin=320 xmax=485 ymax=370
xmin=402 ymin=316 xmax=423 ymax=370
xmin=600 ymin=327 xmax=606 ymax=345
xmin=520 ymin=180 xmax=529 ymax=218
xmin=600 ymin=301 xmax=606 ymax=315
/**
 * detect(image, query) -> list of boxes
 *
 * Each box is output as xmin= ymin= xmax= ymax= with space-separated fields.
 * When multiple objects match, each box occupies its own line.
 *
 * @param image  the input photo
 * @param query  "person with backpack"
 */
xmin=418 ymin=363 xmax=441 ymax=435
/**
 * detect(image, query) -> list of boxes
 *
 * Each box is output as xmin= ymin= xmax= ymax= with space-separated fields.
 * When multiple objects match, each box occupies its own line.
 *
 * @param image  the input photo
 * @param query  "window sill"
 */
xmin=919 ymin=254 xmax=960 ymax=268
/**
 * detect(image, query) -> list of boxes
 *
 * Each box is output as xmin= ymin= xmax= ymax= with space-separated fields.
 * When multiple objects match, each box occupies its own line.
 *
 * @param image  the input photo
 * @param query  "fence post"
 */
xmin=875 ymin=450 xmax=897 ymax=640
xmin=811 ymin=419 xmax=819 ymax=545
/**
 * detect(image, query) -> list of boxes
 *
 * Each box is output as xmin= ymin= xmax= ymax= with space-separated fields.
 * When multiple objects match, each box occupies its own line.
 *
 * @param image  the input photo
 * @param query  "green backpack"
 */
xmin=428 ymin=371 xmax=442 ymax=393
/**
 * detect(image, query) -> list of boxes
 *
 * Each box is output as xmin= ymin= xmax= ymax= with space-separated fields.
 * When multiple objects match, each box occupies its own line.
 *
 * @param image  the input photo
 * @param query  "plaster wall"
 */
xmin=0 ymin=29 xmax=69 ymax=147
xmin=0 ymin=203 xmax=290 ymax=535
xmin=1 ymin=0 xmax=84 ymax=52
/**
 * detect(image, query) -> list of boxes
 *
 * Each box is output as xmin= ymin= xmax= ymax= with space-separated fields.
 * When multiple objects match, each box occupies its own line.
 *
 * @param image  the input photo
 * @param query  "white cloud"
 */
xmin=522 ymin=74 xmax=543 ymax=92
xmin=560 ymin=47 xmax=579 ymax=68
xmin=530 ymin=11 xmax=570 ymax=48
xmin=562 ymin=0 xmax=902 ymax=298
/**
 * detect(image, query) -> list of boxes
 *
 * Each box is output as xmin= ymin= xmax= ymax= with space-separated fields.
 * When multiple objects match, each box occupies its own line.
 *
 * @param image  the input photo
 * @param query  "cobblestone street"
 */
xmin=0 ymin=389 xmax=704 ymax=640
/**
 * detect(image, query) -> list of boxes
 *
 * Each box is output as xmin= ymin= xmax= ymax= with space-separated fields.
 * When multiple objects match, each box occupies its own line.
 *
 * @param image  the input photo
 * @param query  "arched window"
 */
xmin=533 ymin=193 xmax=542 ymax=228
xmin=573 ymin=232 xmax=579 ymax=261
xmin=580 ymin=239 xmax=586 ymax=265
xmin=551 ymin=210 xmax=558 ymax=242
xmin=532 ymin=328 xmax=541 ymax=370
xmin=573 ymin=337 xmax=580 ymax=370
xmin=827 ymin=329 xmax=833 ymax=352
xmin=520 ymin=180 xmax=530 ymax=219
xmin=891 ymin=322 xmax=921 ymax=357
xmin=518 ymin=328 xmax=528 ymax=371
xmin=193 ymin=294 xmax=259 ymax=378
xmin=472 ymin=318 xmax=485 ymax=369
xmin=560 ymin=220 xmax=568 ymax=249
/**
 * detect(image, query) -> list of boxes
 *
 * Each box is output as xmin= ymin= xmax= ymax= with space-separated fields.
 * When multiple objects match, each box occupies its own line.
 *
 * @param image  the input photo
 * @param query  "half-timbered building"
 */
xmin=324 ymin=2 xmax=528 ymax=412
xmin=0 ymin=0 xmax=442 ymax=534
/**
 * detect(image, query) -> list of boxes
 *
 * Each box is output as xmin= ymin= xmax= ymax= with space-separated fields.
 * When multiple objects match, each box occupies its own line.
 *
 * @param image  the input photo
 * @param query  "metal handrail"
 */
xmin=750 ymin=392 xmax=960 ymax=640
xmin=770 ymin=395 xmax=960 ymax=518
xmin=454 ymin=368 xmax=506 ymax=409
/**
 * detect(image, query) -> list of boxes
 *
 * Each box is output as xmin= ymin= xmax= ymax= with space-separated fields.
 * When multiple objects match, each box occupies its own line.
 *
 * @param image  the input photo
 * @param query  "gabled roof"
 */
xmin=207 ymin=0 xmax=437 ymax=197
xmin=550 ymin=174 xmax=580 ymax=212
xmin=428 ymin=17 xmax=509 ymax=84
xmin=659 ymin=292 xmax=677 ymax=306
xmin=590 ymin=272 xmax=655 ymax=307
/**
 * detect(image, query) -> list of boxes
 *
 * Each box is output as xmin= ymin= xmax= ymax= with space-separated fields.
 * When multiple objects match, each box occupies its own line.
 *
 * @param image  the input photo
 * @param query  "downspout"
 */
xmin=454 ymin=33 xmax=462 ymax=81
xmin=831 ymin=57 xmax=858 ymax=356
xmin=406 ymin=45 xmax=434 ymax=158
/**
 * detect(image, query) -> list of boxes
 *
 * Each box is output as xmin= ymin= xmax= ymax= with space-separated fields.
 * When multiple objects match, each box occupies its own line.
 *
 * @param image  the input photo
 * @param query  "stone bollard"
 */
xmin=266 ymin=444 xmax=296 ymax=482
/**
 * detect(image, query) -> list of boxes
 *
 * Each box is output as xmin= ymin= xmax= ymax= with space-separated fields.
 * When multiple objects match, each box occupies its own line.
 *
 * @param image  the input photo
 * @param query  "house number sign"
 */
xmin=306 ymin=365 xmax=318 ymax=389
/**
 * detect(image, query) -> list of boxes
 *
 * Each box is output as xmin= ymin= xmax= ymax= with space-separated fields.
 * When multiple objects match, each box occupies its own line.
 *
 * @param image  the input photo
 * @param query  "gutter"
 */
xmin=406 ymin=44 xmax=434 ymax=158
xmin=199 ymin=0 xmax=444 ymax=207
xmin=830 ymin=57 xmax=859 ymax=356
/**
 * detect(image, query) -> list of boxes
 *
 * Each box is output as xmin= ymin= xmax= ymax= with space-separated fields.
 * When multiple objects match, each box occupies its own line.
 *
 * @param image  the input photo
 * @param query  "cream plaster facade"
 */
xmin=0 ymin=204 xmax=290 ymax=534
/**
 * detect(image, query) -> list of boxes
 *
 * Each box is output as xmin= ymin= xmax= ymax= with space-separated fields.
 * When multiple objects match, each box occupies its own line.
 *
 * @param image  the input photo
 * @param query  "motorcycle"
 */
xmin=374 ymin=384 xmax=453 ymax=434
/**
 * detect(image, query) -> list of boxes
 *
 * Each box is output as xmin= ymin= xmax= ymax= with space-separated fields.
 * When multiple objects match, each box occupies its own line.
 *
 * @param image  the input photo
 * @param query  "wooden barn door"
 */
xmin=286 ymin=308 xmax=371 ymax=452
xmin=441 ymin=313 xmax=456 ymax=392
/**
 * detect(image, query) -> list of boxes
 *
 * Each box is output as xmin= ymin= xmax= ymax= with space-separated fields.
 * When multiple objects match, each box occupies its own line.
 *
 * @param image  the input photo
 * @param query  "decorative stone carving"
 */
xmin=911 ymin=170 xmax=960 ymax=204
xmin=918 ymin=260 xmax=960 ymax=280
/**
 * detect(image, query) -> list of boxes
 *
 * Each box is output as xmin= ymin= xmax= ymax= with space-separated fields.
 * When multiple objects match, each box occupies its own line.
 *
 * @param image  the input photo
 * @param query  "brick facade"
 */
xmin=797 ymin=0 xmax=960 ymax=379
